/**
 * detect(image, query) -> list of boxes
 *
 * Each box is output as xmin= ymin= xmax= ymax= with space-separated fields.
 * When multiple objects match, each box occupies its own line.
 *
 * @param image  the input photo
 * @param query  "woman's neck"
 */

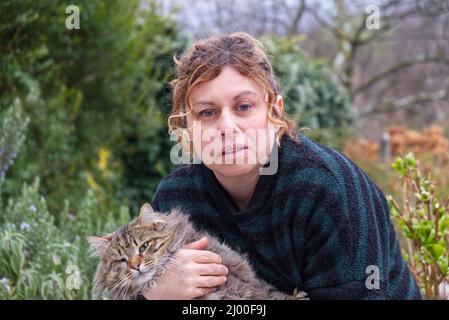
xmin=213 ymin=167 xmax=261 ymax=212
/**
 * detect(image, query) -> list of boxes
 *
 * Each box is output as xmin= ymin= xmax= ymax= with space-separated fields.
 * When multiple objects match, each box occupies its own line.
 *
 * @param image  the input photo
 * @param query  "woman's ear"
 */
xmin=275 ymin=95 xmax=284 ymax=118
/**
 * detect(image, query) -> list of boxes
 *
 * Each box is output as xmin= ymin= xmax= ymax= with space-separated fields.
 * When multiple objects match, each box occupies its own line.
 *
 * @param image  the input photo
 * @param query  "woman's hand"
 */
xmin=142 ymin=236 xmax=228 ymax=300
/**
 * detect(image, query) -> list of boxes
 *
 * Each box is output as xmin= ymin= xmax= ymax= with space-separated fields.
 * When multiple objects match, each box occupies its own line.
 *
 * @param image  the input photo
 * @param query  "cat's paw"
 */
xmin=293 ymin=288 xmax=309 ymax=300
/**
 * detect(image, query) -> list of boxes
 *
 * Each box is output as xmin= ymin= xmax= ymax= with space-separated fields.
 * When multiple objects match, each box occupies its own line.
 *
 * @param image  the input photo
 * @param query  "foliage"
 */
xmin=0 ymin=102 xmax=130 ymax=299
xmin=388 ymin=153 xmax=449 ymax=299
xmin=0 ymin=0 xmax=186 ymax=216
xmin=0 ymin=99 xmax=29 ymax=195
xmin=261 ymin=35 xmax=356 ymax=149
xmin=0 ymin=179 xmax=130 ymax=299
xmin=0 ymin=1 xmax=378 ymax=300
xmin=0 ymin=0 xmax=182 ymax=300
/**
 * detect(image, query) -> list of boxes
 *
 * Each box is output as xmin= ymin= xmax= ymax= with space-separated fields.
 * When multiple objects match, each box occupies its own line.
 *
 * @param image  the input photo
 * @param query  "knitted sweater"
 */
xmin=150 ymin=132 xmax=422 ymax=299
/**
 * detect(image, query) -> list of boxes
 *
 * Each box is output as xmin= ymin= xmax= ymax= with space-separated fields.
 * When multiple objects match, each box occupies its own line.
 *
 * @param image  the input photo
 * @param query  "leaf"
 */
xmin=438 ymin=215 xmax=449 ymax=234
xmin=405 ymin=153 xmax=417 ymax=168
xmin=430 ymin=243 xmax=446 ymax=260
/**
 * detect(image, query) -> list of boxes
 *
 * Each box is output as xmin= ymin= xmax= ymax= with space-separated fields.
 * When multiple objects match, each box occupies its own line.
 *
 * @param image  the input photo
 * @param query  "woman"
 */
xmin=142 ymin=32 xmax=421 ymax=300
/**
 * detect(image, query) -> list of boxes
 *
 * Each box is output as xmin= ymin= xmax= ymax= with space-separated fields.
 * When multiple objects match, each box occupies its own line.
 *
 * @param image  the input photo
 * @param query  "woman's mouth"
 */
xmin=221 ymin=144 xmax=248 ymax=156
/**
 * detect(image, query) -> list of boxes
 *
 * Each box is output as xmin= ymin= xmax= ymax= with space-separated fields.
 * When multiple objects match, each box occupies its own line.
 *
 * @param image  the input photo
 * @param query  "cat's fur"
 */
xmin=87 ymin=203 xmax=307 ymax=300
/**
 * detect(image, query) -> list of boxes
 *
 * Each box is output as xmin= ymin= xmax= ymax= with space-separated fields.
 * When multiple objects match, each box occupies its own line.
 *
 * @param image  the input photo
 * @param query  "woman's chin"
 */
xmin=211 ymin=162 xmax=259 ymax=177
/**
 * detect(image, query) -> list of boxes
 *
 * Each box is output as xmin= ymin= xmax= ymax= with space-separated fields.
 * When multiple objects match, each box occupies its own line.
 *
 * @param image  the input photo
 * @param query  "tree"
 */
xmin=262 ymin=36 xmax=355 ymax=148
xmin=305 ymin=0 xmax=449 ymax=117
xmin=0 ymin=0 xmax=187 ymax=215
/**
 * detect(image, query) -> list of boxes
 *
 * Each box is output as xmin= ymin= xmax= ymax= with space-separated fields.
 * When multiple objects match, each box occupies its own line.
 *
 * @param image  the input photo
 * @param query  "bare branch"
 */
xmin=287 ymin=0 xmax=307 ymax=37
xmin=353 ymin=53 xmax=449 ymax=95
xmin=307 ymin=4 xmax=351 ymax=42
xmin=359 ymin=78 xmax=449 ymax=117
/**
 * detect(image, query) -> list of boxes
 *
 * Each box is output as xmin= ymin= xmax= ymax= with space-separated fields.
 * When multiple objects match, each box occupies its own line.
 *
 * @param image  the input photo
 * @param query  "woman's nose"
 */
xmin=217 ymin=108 xmax=239 ymax=135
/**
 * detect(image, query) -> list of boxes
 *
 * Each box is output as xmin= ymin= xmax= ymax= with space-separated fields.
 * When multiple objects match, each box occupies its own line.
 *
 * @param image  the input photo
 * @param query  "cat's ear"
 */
xmin=138 ymin=203 xmax=155 ymax=225
xmin=87 ymin=235 xmax=111 ymax=256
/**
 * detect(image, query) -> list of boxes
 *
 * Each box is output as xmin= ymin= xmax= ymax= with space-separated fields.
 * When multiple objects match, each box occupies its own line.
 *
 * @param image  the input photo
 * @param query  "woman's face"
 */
xmin=186 ymin=65 xmax=282 ymax=177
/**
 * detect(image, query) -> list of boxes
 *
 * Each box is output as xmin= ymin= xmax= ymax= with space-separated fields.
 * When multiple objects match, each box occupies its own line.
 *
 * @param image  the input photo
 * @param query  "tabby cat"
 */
xmin=87 ymin=203 xmax=307 ymax=300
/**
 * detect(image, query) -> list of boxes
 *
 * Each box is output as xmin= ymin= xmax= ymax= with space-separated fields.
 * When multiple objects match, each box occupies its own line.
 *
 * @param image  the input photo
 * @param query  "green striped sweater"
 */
xmin=150 ymin=132 xmax=422 ymax=299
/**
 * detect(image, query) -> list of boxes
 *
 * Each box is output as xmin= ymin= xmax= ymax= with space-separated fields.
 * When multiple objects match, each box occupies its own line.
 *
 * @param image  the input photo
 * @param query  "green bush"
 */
xmin=261 ymin=35 xmax=356 ymax=149
xmin=0 ymin=0 xmax=186 ymax=216
xmin=0 ymin=2 xmax=367 ymax=300
xmin=388 ymin=153 xmax=449 ymax=299
xmin=0 ymin=0 xmax=185 ymax=299
xmin=0 ymin=102 xmax=130 ymax=299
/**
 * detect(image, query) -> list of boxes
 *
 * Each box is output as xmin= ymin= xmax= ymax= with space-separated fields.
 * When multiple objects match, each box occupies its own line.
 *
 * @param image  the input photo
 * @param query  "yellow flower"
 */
xmin=97 ymin=147 xmax=111 ymax=174
xmin=85 ymin=171 xmax=99 ymax=190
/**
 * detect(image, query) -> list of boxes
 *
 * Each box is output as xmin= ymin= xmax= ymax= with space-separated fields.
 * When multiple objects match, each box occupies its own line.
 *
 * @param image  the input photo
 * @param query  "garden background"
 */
xmin=1 ymin=0 xmax=448 ymax=299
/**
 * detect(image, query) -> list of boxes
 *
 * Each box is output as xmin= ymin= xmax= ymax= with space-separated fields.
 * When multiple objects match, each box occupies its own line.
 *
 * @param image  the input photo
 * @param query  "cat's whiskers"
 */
xmin=114 ymin=277 xmax=131 ymax=300
xmin=142 ymin=253 xmax=169 ymax=269
xmin=121 ymin=278 xmax=132 ymax=300
xmin=109 ymin=273 xmax=132 ymax=299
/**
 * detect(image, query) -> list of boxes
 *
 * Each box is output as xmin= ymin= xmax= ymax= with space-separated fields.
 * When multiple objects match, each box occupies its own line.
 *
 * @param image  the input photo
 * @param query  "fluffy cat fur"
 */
xmin=87 ymin=203 xmax=307 ymax=300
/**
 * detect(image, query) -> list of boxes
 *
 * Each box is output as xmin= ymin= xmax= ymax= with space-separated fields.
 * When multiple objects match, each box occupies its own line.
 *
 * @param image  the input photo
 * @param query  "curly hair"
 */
xmin=168 ymin=32 xmax=299 ymax=149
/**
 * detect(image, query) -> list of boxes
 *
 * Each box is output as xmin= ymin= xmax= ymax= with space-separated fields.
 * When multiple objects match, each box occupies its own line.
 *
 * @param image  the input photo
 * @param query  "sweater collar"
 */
xmin=199 ymin=134 xmax=294 ymax=219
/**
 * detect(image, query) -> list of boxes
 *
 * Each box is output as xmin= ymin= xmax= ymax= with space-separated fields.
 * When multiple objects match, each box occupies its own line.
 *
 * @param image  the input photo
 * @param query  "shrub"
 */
xmin=261 ymin=35 xmax=356 ymax=149
xmin=388 ymin=153 xmax=449 ymax=299
xmin=0 ymin=0 xmax=186 ymax=216
xmin=0 ymin=102 xmax=130 ymax=299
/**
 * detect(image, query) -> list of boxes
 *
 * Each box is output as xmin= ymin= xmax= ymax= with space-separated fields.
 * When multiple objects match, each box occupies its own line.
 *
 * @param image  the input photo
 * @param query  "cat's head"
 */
xmin=87 ymin=203 xmax=174 ymax=297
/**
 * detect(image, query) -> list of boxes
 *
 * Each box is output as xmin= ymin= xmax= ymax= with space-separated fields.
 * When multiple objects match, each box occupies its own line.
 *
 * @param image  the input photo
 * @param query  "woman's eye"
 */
xmin=139 ymin=242 xmax=149 ymax=253
xmin=238 ymin=103 xmax=252 ymax=112
xmin=198 ymin=109 xmax=216 ymax=118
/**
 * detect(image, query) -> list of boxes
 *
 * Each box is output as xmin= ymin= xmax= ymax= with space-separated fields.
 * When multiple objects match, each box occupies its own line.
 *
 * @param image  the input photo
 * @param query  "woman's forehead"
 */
xmin=189 ymin=66 xmax=265 ymax=104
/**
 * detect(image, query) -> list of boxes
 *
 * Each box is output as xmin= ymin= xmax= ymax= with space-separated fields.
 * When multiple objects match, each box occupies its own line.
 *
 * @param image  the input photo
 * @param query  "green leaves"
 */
xmin=439 ymin=215 xmax=449 ymax=234
xmin=405 ymin=153 xmax=417 ymax=168
xmin=0 ymin=227 xmax=26 ymax=281
xmin=416 ymin=221 xmax=435 ymax=245
xmin=391 ymin=153 xmax=419 ymax=177
xmin=429 ymin=243 xmax=446 ymax=260
xmin=0 ymin=99 xmax=29 ymax=190
xmin=0 ymin=177 xmax=130 ymax=299
xmin=388 ymin=152 xmax=449 ymax=299
xmin=260 ymin=35 xmax=355 ymax=149
xmin=0 ymin=103 xmax=129 ymax=299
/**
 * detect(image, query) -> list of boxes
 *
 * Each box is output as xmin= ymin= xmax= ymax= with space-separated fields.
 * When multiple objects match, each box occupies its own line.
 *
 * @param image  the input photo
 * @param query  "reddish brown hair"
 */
xmin=169 ymin=32 xmax=299 ymax=147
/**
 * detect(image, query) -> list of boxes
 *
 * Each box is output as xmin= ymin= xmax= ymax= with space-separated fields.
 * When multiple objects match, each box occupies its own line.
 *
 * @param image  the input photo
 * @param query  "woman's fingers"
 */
xmin=195 ymin=262 xmax=229 ymax=276
xmin=192 ymin=250 xmax=222 ymax=264
xmin=197 ymin=276 xmax=227 ymax=288
xmin=182 ymin=236 xmax=208 ymax=250
xmin=191 ymin=287 xmax=217 ymax=299
xmin=175 ymin=249 xmax=222 ymax=265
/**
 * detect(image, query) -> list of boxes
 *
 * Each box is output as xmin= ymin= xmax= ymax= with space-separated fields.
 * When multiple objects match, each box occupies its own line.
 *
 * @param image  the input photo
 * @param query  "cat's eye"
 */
xmin=139 ymin=242 xmax=149 ymax=253
xmin=119 ymin=258 xmax=127 ymax=263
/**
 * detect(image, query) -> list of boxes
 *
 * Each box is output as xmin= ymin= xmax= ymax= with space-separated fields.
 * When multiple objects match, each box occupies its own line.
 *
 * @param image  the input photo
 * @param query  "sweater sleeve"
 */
xmin=298 ymin=169 xmax=422 ymax=300
xmin=299 ymin=174 xmax=385 ymax=300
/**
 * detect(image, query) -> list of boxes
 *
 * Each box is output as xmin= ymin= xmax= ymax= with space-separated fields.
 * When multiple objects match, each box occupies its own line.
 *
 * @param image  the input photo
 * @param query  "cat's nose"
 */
xmin=128 ymin=256 xmax=142 ymax=271
xmin=130 ymin=263 xmax=140 ymax=271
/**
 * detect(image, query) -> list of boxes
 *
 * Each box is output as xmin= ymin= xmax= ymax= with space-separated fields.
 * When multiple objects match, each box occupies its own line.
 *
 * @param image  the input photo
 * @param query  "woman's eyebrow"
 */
xmin=192 ymin=90 xmax=259 ymax=107
xmin=233 ymin=90 xmax=258 ymax=101
xmin=192 ymin=101 xmax=215 ymax=107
